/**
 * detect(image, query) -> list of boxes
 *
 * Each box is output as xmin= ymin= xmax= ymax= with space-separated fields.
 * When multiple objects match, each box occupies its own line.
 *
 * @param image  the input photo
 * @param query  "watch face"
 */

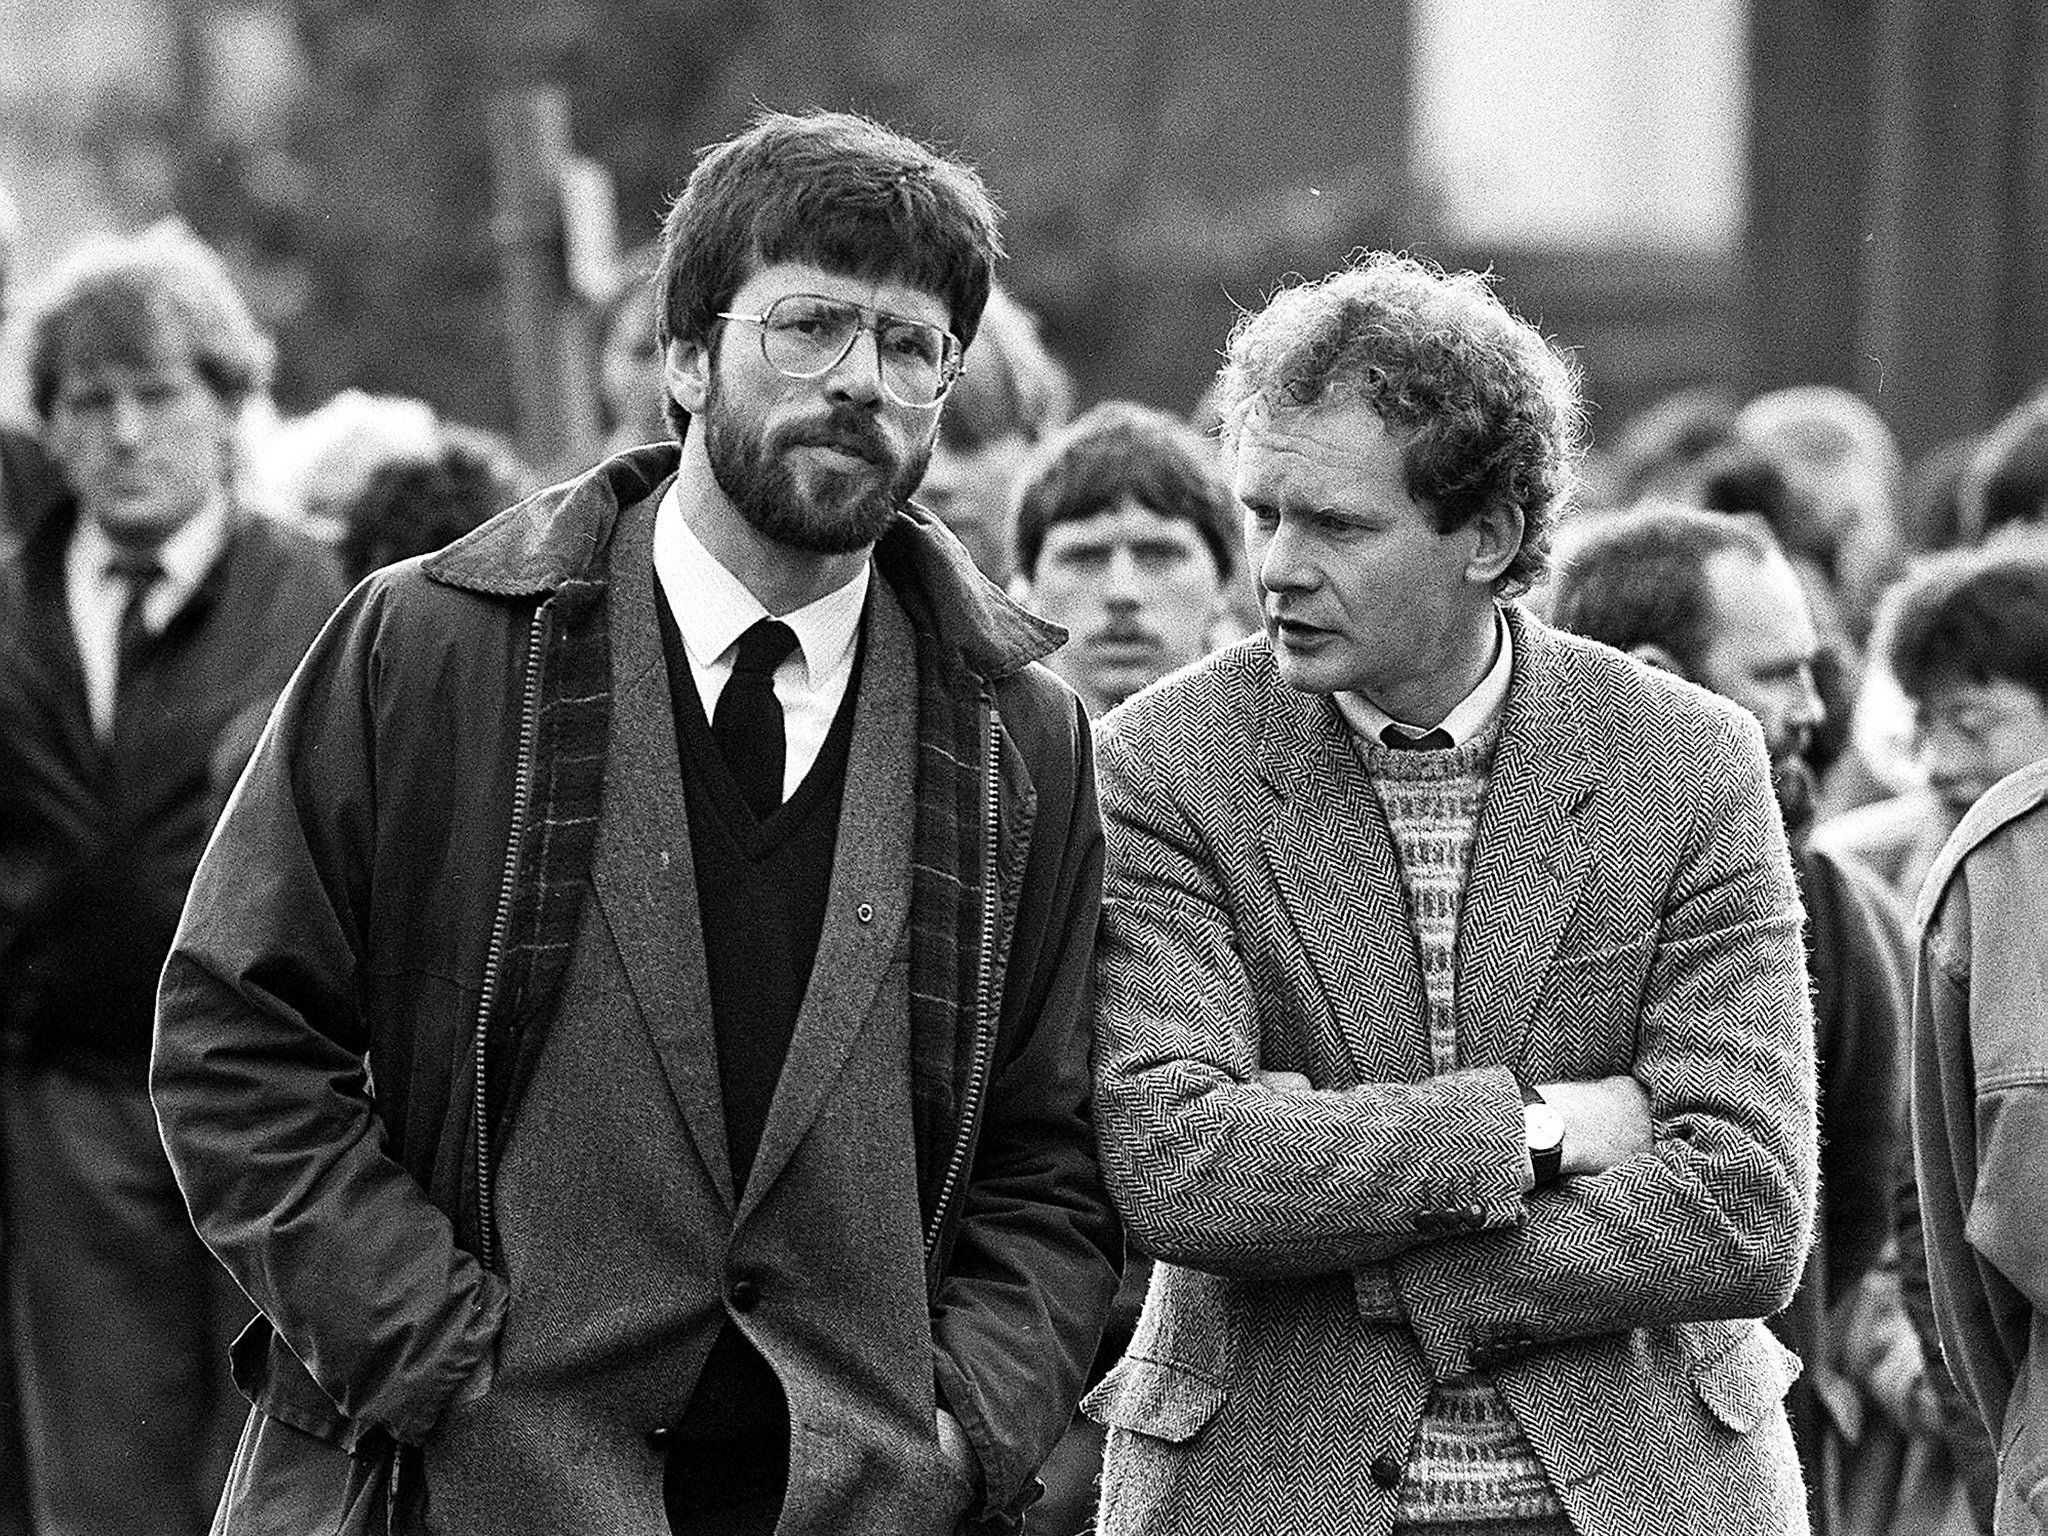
xmin=1524 ymin=1101 xmax=1566 ymax=1152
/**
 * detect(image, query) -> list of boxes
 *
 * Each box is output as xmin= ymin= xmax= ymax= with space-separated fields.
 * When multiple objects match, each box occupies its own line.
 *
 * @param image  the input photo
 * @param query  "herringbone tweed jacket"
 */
xmin=1085 ymin=605 xmax=1819 ymax=1536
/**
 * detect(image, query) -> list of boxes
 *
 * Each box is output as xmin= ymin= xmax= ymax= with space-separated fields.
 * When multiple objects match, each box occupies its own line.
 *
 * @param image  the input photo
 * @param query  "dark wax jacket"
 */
xmin=0 ymin=498 xmax=343 ymax=1068
xmin=152 ymin=445 xmax=1120 ymax=1525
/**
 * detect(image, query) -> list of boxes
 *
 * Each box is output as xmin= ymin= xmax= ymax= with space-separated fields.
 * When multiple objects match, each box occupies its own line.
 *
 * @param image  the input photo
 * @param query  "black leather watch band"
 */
xmin=1516 ymin=1075 xmax=1565 ymax=1187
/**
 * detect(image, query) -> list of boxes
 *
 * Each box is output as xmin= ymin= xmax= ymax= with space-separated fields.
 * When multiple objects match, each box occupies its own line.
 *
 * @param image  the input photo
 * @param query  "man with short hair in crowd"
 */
xmin=1084 ymin=253 xmax=1817 ymax=1536
xmin=1817 ymin=542 xmax=2048 ymax=905
xmin=0 ymin=223 xmax=345 ymax=1536
xmin=1009 ymin=399 xmax=1237 ymax=718
xmin=1547 ymin=505 xmax=1913 ymax=1534
xmin=916 ymin=283 xmax=1074 ymax=584
xmin=153 ymin=109 xmax=1119 ymax=1535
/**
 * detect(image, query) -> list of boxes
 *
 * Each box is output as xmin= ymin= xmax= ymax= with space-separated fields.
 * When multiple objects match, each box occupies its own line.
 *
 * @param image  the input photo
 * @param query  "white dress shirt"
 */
xmin=1336 ymin=606 xmax=1515 ymax=748
xmin=652 ymin=484 xmax=868 ymax=803
xmin=66 ymin=500 xmax=231 ymax=738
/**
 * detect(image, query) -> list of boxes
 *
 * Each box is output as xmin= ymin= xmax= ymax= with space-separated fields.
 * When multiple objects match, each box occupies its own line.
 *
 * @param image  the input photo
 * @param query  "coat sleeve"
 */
xmin=1090 ymin=710 xmax=1530 ymax=1279
xmin=1390 ymin=720 xmax=1819 ymax=1378
xmin=152 ymin=579 xmax=507 ymax=1448
xmin=929 ymin=686 xmax=1123 ymax=1520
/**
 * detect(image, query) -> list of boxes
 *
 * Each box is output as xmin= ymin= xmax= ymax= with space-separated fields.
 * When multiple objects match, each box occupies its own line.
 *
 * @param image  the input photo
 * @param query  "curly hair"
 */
xmin=1214 ymin=252 xmax=1583 ymax=597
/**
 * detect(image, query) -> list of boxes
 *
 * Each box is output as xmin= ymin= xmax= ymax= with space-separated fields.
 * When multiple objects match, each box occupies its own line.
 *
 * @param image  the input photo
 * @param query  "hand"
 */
xmin=1256 ymin=1069 xmax=1313 ymax=1093
xmin=936 ymin=1407 xmax=983 ymax=1501
xmin=1538 ymin=1074 xmax=1652 ymax=1176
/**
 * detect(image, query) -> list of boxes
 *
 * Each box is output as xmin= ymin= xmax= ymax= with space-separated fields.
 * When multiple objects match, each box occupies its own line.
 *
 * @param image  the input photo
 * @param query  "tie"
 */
xmin=107 ymin=551 xmax=166 ymax=689
xmin=1380 ymin=722 xmax=1454 ymax=752
xmin=713 ymin=619 xmax=799 ymax=819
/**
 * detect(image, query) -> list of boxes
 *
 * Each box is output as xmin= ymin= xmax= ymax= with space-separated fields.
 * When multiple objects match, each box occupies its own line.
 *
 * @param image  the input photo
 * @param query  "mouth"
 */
xmin=1268 ymin=614 xmax=1329 ymax=647
xmin=1089 ymin=630 xmax=1159 ymax=656
xmin=788 ymin=427 xmax=888 ymax=470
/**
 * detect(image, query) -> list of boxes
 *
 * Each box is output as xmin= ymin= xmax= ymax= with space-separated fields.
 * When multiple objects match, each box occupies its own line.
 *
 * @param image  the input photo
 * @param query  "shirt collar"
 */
xmin=652 ymin=479 xmax=869 ymax=684
xmin=1337 ymin=606 xmax=1514 ymax=747
xmin=72 ymin=496 xmax=231 ymax=607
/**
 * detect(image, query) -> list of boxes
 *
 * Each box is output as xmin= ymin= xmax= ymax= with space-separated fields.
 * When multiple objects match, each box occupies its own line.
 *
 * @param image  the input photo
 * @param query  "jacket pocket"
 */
xmin=1082 ymin=1354 xmax=1226 ymax=1443
xmin=1690 ymin=1320 xmax=1804 ymax=1434
xmin=212 ymin=1406 xmax=395 ymax=1536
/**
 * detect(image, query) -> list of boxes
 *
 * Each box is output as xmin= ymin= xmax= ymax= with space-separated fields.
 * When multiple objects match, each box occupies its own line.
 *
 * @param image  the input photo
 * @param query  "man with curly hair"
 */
xmin=1083 ymin=252 xmax=1818 ymax=1535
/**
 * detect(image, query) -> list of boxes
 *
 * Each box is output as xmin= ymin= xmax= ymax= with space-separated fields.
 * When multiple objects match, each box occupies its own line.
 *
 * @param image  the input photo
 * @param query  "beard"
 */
xmin=700 ymin=369 xmax=931 ymax=555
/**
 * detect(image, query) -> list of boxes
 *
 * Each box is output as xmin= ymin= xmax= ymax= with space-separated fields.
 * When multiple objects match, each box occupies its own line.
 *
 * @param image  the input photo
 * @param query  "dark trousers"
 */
xmin=0 ymin=1060 xmax=252 ymax=1536
xmin=664 ymin=1434 xmax=788 ymax=1536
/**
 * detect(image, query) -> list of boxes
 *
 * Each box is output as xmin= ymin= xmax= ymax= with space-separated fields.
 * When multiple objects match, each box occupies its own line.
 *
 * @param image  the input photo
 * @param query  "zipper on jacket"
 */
xmin=923 ymin=703 xmax=1003 ymax=1265
xmin=471 ymin=607 xmax=546 ymax=1274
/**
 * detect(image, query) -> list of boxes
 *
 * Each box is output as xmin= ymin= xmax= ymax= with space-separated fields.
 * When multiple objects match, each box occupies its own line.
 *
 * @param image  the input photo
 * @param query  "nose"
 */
xmin=1788 ymin=667 xmax=1825 ymax=733
xmin=825 ymin=326 xmax=885 ymax=406
xmin=1256 ymin=517 xmax=1315 ymax=595
xmin=1104 ymin=548 xmax=1144 ymax=603
xmin=106 ymin=392 xmax=146 ymax=449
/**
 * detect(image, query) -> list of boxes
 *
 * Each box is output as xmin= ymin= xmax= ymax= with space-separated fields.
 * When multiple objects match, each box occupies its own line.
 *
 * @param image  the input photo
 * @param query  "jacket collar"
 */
xmin=426 ymin=442 xmax=1063 ymax=682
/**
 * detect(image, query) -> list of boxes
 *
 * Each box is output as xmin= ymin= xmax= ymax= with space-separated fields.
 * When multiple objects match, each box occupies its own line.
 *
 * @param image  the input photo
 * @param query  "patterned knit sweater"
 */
xmin=1360 ymin=722 xmax=1572 ymax=1535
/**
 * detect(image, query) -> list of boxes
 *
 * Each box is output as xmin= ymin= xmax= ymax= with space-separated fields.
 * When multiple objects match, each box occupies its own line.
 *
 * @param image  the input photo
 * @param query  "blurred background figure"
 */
xmin=1008 ymin=399 xmax=1237 ymax=718
xmin=1602 ymin=383 xmax=1741 ymax=509
xmin=1955 ymin=386 xmax=2048 ymax=547
xmin=0 ymin=223 xmax=345 ymax=1536
xmin=593 ymin=240 xmax=669 ymax=455
xmin=327 ymin=417 xmax=533 ymax=583
xmin=1733 ymin=385 xmax=1907 ymax=639
xmin=0 ymin=179 xmax=67 ymax=563
xmin=916 ymin=282 xmax=1073 ymax=585
xmin=1816 ymin=541 xmax=2048 ymax=906
xmin=1548 ymin=505 xmax=1925 ymax=1536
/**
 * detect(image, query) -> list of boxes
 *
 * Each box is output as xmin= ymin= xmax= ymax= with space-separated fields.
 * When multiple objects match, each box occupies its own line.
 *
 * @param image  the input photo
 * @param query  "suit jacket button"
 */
xmin=729 ymin=1277 xmax=762 ymax=1312
xmin=1464 ymin=1203 xmax=1486 ymax=1227
xmin=1370 ymin=1452 xmax=1403 ymax=1490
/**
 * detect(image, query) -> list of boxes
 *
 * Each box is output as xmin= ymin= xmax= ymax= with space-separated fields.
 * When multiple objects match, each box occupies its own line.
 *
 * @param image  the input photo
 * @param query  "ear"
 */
xmin=663 ymin=337 xmax=711 ymax=418
xmin=1628 ymin=642 xmax=1689 ymax=679
xmin=1464 ymin=501 xmax=1525 ymax=585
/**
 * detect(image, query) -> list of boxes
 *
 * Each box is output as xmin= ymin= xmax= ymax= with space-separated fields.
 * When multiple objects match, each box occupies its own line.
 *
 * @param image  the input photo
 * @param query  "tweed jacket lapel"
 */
xmin=1456 ymin=606 xmax=1603 ymax=1069
xmin=588 ymin=493 xmax=737 ymax=1210
xmin=1255 ymin=662 xmax=1432 ymax=1083
xmin=736 ymin=575 xmax=917 ymax=1224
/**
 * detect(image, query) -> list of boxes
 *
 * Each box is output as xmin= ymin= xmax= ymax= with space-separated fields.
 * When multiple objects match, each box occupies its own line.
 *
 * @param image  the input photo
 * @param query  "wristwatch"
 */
xmin=1517 ymin=1077 xmax=1565 ymax=1187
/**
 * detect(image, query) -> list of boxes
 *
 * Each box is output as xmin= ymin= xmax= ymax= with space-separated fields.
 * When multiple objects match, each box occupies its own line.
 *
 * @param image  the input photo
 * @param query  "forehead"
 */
xmin=1043 ymin=495 xmax=1210 ymax=549
xmin=728 ymin=260 xmax=950 ymax=330
xmin=1231 ymin=400 xmax=1416 ymax=511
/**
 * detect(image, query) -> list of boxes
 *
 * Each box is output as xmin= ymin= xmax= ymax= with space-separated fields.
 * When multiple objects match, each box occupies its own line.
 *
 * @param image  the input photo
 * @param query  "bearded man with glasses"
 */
xmin=153 ymin=108 xmax=1120 ymax=1536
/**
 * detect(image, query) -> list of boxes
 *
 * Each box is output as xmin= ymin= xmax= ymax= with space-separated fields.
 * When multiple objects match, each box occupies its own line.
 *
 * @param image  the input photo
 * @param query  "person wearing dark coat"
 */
xmin=0 ymin=225 xmax=345 ymax=1536
xmin=153 ymin=110 xmax=1120 ymax=1536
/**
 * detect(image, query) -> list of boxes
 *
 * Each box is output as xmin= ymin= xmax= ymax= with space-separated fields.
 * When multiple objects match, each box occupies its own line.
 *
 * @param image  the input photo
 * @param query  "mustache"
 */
xmin=781 ymin=411 xmax=893 ymax=466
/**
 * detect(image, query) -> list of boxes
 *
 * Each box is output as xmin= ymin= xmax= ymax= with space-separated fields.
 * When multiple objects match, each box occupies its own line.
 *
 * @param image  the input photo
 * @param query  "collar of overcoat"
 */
xmin=1253 ymin=603 xmax=1605 ymax=1078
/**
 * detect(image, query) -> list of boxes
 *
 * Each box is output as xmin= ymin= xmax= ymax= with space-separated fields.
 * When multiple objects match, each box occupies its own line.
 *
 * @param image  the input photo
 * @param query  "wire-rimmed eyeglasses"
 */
xmin=715 ymin=293 xmax=964 ymax=409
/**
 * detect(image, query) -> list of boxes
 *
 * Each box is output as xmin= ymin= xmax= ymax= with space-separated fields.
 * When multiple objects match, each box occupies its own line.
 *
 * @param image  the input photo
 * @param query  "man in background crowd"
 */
xmin=0 ymin=223 xmax=344 ymax=1536
xmin=916 ymin=282 xmax=1073 ymax=584
xmin=1817 ymin=542 xmax=2048 ymax=905
xmin=1009 ymin=399 xmax=1236 ymax=717
xmin=1547 ymin=505 xmax=1913 ymax=1534
xmin=1085 ymin=252 xmax=1816 ymax=1536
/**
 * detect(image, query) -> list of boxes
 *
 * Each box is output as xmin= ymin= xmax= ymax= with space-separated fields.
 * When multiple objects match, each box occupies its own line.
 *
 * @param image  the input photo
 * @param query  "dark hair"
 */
xmin=1214 ymin=251 xmax=1582 ymax=598
xmin=1547 ymin=504 xmax=1781 ymax=673
xmin=333 ymin=423 xmax=533 ymax=583
xmin=1962 ymin=388 xmax=2048 ymax=541
xmin=656 ymin=109 xmax=1003 ymax=438
xmin=1011 ymin=400 xmax=1236 ymax=580
xmin=1881 ymin=543 xmax=2048 ymax=706
xmin=25 ymin=222 xmax=271 ymax=419
xmin=937 ymin=284 xmax=1073 ymax=454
